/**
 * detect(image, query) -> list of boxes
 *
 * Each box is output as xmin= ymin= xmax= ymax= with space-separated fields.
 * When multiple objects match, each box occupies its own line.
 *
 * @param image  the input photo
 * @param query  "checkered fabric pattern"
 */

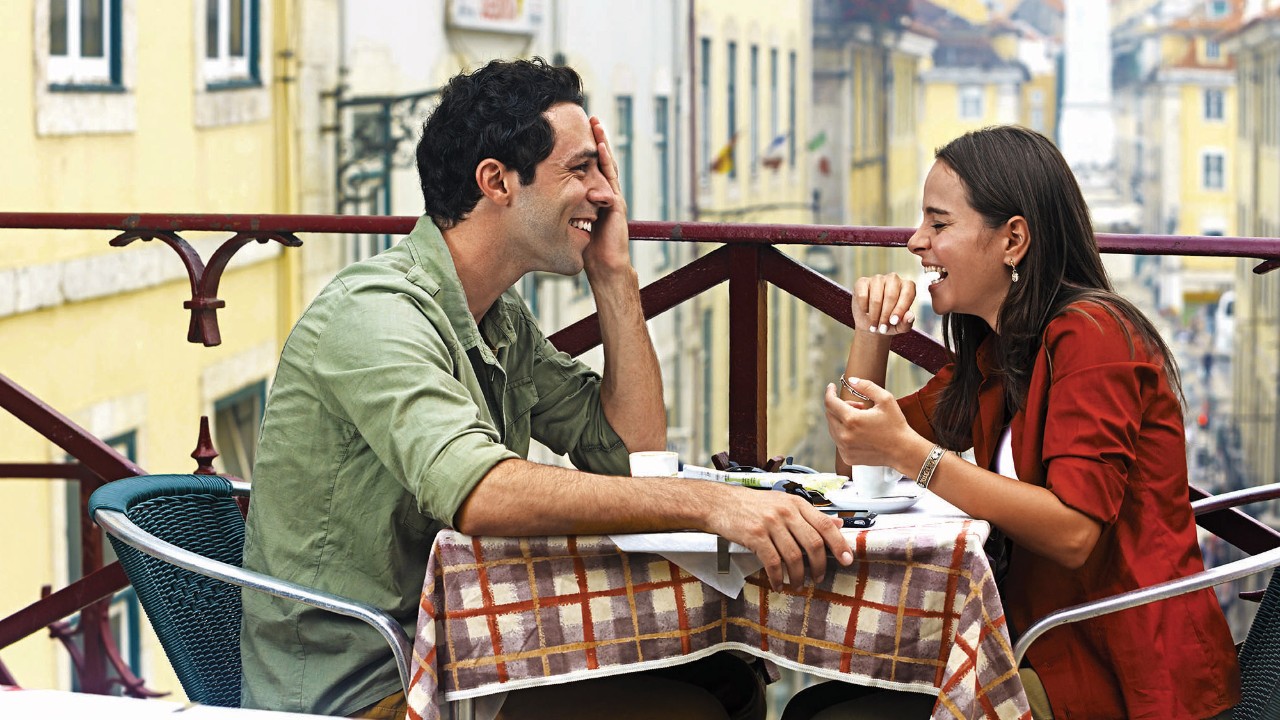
xmin=408 ymin=520 xmax=1030 ymax=720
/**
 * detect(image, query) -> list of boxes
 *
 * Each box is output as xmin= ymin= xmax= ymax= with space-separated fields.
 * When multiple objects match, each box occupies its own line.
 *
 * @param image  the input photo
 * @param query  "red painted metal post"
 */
xmin=727 ymin=245 xmax=767 ymax=467
xmin=77 ymin=479 xmax=109 ymax=694
xmin=0 ymin=565 xmax=128 ymax=650
xmin=550 ymin=246 xmax=732 ymax=357
xmin=0 ymin=374 xmax=145 ymax=481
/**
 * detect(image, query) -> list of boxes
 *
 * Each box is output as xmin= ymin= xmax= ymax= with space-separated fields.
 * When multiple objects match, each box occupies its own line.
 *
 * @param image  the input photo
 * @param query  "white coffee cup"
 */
xmin=629 ymin=451 xmax=680 ymax=477
xmin=848 ymin=466 xmax=902 ymax=498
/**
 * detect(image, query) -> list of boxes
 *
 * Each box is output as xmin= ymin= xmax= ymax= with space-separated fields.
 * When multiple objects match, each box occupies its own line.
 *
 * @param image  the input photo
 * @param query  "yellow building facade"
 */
xmin=1113 ymin=1 xmax=1240 ymax=316
xmin=687 ymin=0 xmax=824 ymax=464
xmin=1228 ymin=2 xmax=1280 ymax=499
xmin=0 ymin=0 xmax=314 ymax=698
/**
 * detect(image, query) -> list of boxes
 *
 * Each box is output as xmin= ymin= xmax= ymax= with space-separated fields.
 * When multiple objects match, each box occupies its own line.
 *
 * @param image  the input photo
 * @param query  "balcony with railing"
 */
xmin=2 ymin=212 xmax=1280 ymax=704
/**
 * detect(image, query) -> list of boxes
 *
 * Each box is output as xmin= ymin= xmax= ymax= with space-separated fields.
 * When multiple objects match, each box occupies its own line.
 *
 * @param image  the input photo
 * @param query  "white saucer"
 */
xmin=825 ymin=484 xmax=923 ymax=513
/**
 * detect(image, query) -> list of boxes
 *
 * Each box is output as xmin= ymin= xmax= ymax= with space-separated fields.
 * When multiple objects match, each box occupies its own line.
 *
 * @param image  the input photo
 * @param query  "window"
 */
xmin=727 ymin=42 xmax=737 ymax=180
xmin=614 ymin=96 xmax=634 ymax=213
xmin=1205 ymin=40 xmax=1220 ymax=60
xmin=203 ymin=0 xmax=259 ymax=87
xmin=1203 ymin=151 xmax=1225 ymax=190
xmin=701 ymin=309 xmax=714 ymax=458
xmin=655 ymin=96 xmax=671 ymax=222
xmin=1208 ymin=0 xmax=1228 ymax=18
xmin=520 ymin=274 xmax=541 ymax=320
xmin=750 ymin=45 xmax=759 ymax=177
xmin=700 ymin=38 xmax=711 ymax=182
xmin=213 ymin=381 xmax=265 ymax=480
xmin=1205 ymin=88 xmax=1224 ymax=121
xmin=959 ymin=85 xmax=984 ymax=119
xmin=770 ymin=49 xmax=779 ymax=144
xmin=789 ymin=295 xmax=798 ymax=389
xmin=48 ymin=0 xmax=120 ymax=88
xmin=655 ymin=98 xmax=675 ymax=269
xmin=64 ymin=432 xmax=143 ymax=685
xmin=788 ymin=51 xmax=797 ymax=168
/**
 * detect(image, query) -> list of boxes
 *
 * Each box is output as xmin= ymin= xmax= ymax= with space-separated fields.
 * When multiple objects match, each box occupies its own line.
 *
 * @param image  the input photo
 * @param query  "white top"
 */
xmin=995 ymin=425 xmax=1018 ymax=480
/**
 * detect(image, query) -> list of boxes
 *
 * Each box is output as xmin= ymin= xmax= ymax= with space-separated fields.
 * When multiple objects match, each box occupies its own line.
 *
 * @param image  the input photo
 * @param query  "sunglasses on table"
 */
xmin=771 ymin=480 xmax=833 ymax=508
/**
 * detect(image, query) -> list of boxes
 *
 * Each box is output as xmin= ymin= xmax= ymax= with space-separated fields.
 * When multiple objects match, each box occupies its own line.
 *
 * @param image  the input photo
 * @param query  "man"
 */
xmin=240 ymin=58 xmax=853 ymax=719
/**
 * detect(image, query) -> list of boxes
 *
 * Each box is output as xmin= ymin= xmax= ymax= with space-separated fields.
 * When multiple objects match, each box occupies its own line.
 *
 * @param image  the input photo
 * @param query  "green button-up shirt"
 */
xmin=240 ymin=216 xmax=629 ymax=715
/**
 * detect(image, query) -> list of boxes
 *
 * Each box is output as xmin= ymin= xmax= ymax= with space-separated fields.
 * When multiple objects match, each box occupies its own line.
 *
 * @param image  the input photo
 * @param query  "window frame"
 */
xmin=614 ymin=95 xmax=634 ymax=213
xmin=47 ymin=0 xmax=123 ymax=90
xmin=202 ymin=0 xmax=260 ymax=89
xmin=788 ymin=51 xmax=797 ymax=168
xmin=727 ymin=41 xmax=738 ymax=180
xmin=699 ymin=37 xmax=711 ymax=183
xmin=750 ymin=44 xmax=759 ymax=178
xmin=1204 ymin=87 xmax=1224 ymax=122
xmin=1202 ymin=150 xmax=1226 ymax=191
xmin=212 ymin=380 xmax=266 ymax=481
xmin=959 ymin=85 xmax=984 ymax=120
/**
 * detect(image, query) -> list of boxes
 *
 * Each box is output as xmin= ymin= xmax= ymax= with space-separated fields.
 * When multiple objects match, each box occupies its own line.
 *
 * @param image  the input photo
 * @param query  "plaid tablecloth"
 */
xmin=408 ymin=518 xmax=1030 ymax=720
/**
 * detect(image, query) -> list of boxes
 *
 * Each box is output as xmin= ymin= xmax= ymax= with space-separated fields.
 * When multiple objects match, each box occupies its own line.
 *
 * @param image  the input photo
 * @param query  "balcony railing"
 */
xmin=2 ymin=212 xmax=1280 ymax=696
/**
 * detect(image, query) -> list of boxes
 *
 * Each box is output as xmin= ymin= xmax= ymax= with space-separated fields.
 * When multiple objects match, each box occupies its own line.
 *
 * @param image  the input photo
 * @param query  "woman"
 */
xmin=822 ymin=126 xmax=1238 ymax=719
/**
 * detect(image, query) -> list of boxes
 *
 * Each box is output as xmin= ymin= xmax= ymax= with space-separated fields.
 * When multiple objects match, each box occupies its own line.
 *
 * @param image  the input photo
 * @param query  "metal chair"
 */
xmin=781 ymin=483 xmax=1280 ymax=720
xmin=88 ymin=473 xmax=413 ymax=708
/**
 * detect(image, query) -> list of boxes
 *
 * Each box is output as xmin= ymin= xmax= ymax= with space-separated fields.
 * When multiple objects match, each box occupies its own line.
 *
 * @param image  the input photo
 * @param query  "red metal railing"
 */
xmin=2 ymin=212 xmax=1280 ymax=694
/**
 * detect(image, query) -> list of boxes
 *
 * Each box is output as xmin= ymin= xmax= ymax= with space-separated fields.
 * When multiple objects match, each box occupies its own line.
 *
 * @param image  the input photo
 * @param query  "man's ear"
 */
xmin=1005 ymin=216 xmax=1030 ymax=266
xmin=475 ymin=158 xmax=513 ymax=207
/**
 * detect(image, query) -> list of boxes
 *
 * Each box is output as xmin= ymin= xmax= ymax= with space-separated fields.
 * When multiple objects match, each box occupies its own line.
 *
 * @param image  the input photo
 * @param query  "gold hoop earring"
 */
xmin=1008 ymin=259 xmax=1020 ymax=283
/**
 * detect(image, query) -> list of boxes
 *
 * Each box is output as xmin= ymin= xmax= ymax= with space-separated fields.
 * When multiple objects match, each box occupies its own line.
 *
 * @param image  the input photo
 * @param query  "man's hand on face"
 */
xmin=581 ymin=116 xmax=633 ymax=282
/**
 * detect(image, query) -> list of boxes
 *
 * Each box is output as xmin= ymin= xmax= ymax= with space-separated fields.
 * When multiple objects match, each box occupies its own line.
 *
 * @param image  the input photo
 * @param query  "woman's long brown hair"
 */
xmin=928 ymin=126 xmax=1182 ymax=451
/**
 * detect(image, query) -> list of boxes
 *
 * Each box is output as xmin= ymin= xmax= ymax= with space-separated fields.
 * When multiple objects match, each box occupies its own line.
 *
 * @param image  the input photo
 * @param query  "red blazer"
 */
xmin=900 ymin=302 xmax=1239 ymax=719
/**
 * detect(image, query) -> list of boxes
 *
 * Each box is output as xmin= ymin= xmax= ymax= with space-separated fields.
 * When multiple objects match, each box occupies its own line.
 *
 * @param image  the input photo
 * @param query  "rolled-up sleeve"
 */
xmin=898 ymin=364 xmax=954 ymax=444
xmin=524 ymin=329 xmax=630 ymax=476
xmin=312 ymin=287 xmax=518 ymax=525
xmin=1041 ymin=309 xmax=1159 ymax=525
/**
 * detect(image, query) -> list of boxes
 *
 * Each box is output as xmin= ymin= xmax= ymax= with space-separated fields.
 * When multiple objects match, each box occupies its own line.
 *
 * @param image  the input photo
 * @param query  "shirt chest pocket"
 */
xmin=504 ymin=376 xmax=539 ymax=432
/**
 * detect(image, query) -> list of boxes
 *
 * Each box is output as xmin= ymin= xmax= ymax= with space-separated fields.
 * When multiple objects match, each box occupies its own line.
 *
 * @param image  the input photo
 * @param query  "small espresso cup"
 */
xmin=629 ymin=451 xmax=680 ymax=477
xmin=848 ymin=466 xmax=902 ymax=498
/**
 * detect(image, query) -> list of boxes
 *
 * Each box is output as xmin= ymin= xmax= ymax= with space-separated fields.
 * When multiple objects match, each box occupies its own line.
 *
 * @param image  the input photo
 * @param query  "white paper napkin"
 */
xmin=607 ymin=532 xmax=763 ymax=598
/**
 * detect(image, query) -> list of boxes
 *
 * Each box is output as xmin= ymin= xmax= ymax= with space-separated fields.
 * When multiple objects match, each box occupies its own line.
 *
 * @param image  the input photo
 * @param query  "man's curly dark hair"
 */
xmin=417 ymin=58 xmax=585 ymax=228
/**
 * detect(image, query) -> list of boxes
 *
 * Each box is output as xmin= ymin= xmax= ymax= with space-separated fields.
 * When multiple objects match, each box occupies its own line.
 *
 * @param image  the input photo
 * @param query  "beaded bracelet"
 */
xmin=915 ymin=445 xmax=946 ymax=490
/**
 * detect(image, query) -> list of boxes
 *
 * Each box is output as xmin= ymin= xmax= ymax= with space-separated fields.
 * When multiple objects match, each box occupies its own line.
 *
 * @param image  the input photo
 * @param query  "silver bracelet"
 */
xmin=915 ymin=445 xmax=946 ymax=490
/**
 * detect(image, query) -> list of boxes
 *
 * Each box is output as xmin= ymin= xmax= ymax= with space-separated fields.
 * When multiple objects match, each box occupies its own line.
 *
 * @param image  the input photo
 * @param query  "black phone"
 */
xmin=841 ymin=510 xmax=877 ymax=529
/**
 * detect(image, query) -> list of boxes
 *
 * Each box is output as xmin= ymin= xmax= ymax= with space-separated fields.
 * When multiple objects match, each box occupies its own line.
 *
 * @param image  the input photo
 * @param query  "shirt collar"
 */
xmin=402 ymin=215 xmax=518 ymax=357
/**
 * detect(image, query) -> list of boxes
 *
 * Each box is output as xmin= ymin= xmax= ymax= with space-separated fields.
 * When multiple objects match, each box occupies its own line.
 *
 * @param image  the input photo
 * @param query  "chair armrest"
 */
xmin=1013 ymin=544 xmax=1280 ymax=666
xmin=1193 ymin=483 xmax=1280 ymax=515
xmin=93 ymin=507 xmax=413 ymax=696
xmin=229 ymin=479 xmax=251 ymax=497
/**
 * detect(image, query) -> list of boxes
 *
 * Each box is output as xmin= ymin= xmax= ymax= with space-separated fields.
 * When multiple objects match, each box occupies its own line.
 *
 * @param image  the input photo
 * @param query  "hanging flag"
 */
xmin=760 ymin=132 xmax=787 ymax=170
xmin=709 ymin=133 xmax=738 ymax=174
xmin=807 ymin=131 xmax=828 ymax=152
xmin=817 ymin=156 xmax=831 ymax=176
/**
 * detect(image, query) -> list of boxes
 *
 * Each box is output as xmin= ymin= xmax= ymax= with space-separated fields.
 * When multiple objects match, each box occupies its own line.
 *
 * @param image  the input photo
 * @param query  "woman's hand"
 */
xmin=852 ymin=273 xmax=916 ymax=335
xmin=824 ymin=377 xmax=918 ymax=473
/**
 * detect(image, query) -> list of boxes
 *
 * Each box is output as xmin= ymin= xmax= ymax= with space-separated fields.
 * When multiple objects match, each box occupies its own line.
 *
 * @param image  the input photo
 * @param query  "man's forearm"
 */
xmin=590 ymin=267 xmax=666 ymax=451
xmin=455 ymin=458 xmax=856 ymax=592
xmin=456 ymin=459 xmax=699 ymax=536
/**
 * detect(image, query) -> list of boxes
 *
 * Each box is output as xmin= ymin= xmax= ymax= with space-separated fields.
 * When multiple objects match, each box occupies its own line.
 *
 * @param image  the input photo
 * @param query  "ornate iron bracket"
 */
xmin=43 ymin=586 xmax=165 ymax=699
xmin=109 ymin=230 xmax=302 ymax=346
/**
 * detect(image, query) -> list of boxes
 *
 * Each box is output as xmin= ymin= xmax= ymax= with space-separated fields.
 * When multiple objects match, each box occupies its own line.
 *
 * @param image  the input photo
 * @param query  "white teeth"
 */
xmin=922 ymin=265 xmax=947 ymax=285
xmin=570 ymin=219 xmax=593 ymax=233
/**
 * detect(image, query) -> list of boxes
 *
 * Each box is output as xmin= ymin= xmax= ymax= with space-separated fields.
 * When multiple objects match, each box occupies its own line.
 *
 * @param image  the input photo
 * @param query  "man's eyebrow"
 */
xmin=564 ymin=149 xmax=599 ymax=165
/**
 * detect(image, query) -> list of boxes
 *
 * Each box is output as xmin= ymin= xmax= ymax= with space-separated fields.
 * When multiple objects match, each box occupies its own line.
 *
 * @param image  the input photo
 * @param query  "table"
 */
xmin=407 ymin=495 xmax=1030 ymax=720
xmin=0 ymin=686 xmax=328 ymax=718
